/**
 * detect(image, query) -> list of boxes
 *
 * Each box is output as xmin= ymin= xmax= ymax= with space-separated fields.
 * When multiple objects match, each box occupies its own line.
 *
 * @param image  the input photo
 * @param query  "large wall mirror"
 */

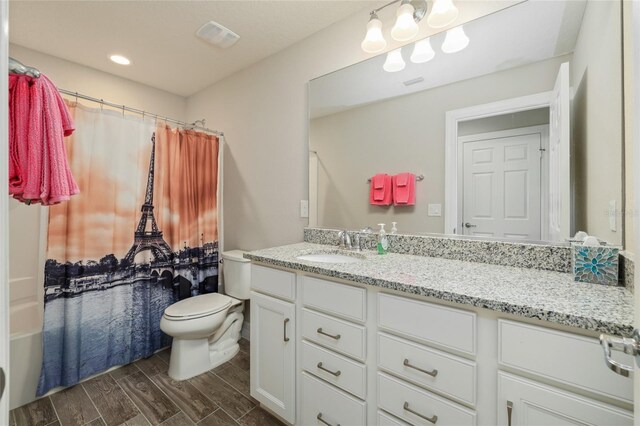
xmin=308 ymin=0 xmax=623 ymax=245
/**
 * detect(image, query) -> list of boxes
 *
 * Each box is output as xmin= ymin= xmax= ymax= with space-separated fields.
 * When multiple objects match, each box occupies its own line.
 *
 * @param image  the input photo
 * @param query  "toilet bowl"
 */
xmin=160 ymin=250 xmax=251 ymax=381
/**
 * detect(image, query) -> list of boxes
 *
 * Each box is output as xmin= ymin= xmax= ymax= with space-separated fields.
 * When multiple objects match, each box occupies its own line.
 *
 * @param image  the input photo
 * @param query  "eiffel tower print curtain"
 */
xmin=37 ymin=101 xmax=220 ymax=395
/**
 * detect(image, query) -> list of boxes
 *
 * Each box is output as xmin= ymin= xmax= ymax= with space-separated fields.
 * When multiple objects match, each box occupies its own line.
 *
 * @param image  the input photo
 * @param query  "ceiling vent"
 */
xmin=196 ymin=21 xmax=240 ymax=49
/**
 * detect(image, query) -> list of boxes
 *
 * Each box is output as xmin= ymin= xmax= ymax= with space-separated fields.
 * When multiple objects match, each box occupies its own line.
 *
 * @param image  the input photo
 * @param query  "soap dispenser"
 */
xmin=377 ymin=223 xmax=389 ymax=255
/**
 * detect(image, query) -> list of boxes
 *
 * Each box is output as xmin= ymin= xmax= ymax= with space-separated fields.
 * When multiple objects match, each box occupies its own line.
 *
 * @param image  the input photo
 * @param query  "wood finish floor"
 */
xmin=10 ymin=339 xmax=285 ymax=426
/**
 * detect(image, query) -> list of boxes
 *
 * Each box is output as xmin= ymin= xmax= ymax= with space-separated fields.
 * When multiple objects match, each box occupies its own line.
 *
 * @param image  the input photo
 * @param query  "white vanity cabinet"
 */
xmin=497 ymin=320 xmax=634 ymax=425
xmin=250 ymin=266 xmax=297 ymax=424
xmin=249 ymin=263 xmax=634 ymax=425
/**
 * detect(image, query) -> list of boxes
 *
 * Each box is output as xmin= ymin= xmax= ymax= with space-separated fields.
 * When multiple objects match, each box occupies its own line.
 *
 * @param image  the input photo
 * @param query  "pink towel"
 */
xmin=392 ymin=173 xmax=416 ymax=206
xmin=8 ymin=73 xmax=78 ymax=205
xmin=370 ymin=173 xmax=392 ymax=206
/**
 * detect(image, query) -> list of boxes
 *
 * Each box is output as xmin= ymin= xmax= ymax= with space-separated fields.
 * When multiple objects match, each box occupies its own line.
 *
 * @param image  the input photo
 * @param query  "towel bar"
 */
xmin=367 ymin=174 xmax=424 ymax=183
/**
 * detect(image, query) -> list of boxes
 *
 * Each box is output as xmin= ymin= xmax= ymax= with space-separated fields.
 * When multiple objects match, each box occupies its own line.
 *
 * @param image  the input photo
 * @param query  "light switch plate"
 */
xmin=428 ymin=204 xmax=442 ymax=217
xmin=300 ymin=200 xmax=309 ymax=218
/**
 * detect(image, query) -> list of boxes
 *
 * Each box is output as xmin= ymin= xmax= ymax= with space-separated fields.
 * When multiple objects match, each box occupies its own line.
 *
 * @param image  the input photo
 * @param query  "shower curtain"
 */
xmin=38 ymin=102 xmax=220 ymax=395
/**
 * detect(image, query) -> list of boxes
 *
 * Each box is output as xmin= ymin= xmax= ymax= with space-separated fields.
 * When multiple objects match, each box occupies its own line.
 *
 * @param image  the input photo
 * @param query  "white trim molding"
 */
xmin=444 ymin=92 xmax=553 ymax=235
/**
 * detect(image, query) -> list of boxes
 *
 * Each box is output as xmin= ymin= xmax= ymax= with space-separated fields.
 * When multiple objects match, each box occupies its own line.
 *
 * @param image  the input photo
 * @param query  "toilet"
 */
xmin=160 ymin=249 xmax=251 ymax=381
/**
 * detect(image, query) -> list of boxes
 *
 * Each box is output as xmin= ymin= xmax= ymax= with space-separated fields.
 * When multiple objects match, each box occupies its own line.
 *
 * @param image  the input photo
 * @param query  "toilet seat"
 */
xmin=163 ymin=293 xmax=233 ymax=321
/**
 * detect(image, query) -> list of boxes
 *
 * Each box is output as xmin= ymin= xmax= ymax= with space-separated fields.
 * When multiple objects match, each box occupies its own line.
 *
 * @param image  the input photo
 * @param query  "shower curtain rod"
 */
xmin=57 ymin=88 xmax=224 ymax=137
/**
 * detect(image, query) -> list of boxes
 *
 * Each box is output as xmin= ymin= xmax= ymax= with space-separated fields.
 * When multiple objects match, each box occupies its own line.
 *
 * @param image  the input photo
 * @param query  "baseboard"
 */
xmin=241 ymin=320 xmax=250 ymax=341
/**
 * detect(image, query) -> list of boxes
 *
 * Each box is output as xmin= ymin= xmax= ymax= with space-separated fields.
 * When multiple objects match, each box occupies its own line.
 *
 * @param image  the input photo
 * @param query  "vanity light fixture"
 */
xmin=361 ymin=12 xmax=387 ymax=53
xmin=410 ymin=38 xmax=435 ymax=63
xmin=361 ymin=0 xmax=458 ymax=52
xmin=383 ymin=48 xmax=406 ymax=72
xmin=441 ymin=25 xmax=469 ymax=53
xmin=427 ymin=0 xmax=459 ymax=28
xmin=391 ymin=1 xmax=420 ymax=41
xmin=110 ymin=54 xmax=130 ymax=65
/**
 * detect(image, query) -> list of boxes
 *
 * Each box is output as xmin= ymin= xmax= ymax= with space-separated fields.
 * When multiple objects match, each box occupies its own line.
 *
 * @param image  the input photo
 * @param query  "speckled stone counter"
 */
xmin=245 ymin=242 xmax=634 ymax=337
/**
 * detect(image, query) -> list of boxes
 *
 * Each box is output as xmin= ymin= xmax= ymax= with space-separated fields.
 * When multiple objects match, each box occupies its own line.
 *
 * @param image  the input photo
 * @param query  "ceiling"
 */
xmin=9 ymin=0 xmax=376 ymax=97
xmin=310 ymin=0 xmax=587 ymax=118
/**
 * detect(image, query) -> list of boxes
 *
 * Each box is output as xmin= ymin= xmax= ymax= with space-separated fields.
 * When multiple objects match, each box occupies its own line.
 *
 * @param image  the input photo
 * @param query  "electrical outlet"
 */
xmin=609 ymin=200 xmax=617 ymax=232
xmin=300 ymin=200 xmax=309 ymax=218
xmin=428 ymin=204 xmax=442 ymax=217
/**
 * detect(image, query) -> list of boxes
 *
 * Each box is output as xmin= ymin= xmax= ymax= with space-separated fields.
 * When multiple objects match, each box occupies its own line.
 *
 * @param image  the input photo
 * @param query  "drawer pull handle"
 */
xmin=507 ymin=400 xmax=513 ymax=426
xmin=403 ymin=402 xmax=438 ymax=424
xmin=283 ymin=318 xmax=290 ymax=342
xmin=317 ymin=328 xmax=341 ymax=340
xmin=317 ymin=413 xmax=340 ymax=426
xmin=317 ymin=362 xmax=341 ymax=377
xmin=404 ymin=359 xmax=438 ymax=377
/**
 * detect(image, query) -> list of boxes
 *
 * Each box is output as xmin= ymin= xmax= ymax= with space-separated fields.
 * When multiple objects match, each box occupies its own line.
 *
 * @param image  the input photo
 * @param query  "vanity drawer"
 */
xmin=378 ymin=332 xmax=476 ymax=406
xmin=302 ymin=341 xmax=366 ymax=399
xmin=498 ymin=320 xmax=633 ymax=403
xmin=378 ymin=373 xmax=476 ymax=426
xmin=378 ymin=293 xmax=476 ymax=356
xmin=378 ymin=410 xmax=411 ymax=426
xmin=250 ymin=265 xmax=295 ymax=302
xmin=301 ymin=275 xmax=366 ymax=323
xmin=301 ymin=372 xmax=366 ymax=426
xmin=302 ymin=308 xmax=366 ymax=361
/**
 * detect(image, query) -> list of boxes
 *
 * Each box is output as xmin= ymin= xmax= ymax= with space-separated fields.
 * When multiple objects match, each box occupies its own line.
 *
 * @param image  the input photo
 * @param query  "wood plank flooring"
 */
xmin=11 ymin=339 xmax=285 ymax=426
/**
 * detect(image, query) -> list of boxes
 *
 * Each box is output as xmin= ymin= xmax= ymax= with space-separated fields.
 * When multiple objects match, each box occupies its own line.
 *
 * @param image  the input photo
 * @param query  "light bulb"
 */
xmin=442 ymin=26 xmax=469 ymax=54
xmin=427 ymin=0 xmax=459 ymax=28
xmin=410 ymin=38 xmax=435 ymax=63
xmin=383 ymin=48 xmax=406 ymax=72
xmin=361 ymin=14 xmax=387 ymax=53
xmin=391 ymin=2 xmax=419 ymax=41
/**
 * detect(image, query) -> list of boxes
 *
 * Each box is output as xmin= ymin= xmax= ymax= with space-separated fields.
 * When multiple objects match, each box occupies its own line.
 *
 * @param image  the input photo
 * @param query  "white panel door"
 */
xmin=548 ymin=62 xmax=571 ymax=241
xmin=250 ymin=291 xmax=296 ymax=424
xmin=462 ymin=132 xmax=542 ymax=239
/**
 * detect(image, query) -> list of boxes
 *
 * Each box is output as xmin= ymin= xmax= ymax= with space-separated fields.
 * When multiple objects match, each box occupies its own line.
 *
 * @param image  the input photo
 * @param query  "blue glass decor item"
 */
xmin=572 ymin=242 xmax=619 ymax=286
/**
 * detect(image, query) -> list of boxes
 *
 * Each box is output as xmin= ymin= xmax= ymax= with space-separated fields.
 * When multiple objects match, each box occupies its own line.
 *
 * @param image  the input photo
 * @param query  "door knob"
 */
xmin=599 ymin=329 xmax=640 ymax=377
xmin=464 ymin=222 xmax=477 ymax=228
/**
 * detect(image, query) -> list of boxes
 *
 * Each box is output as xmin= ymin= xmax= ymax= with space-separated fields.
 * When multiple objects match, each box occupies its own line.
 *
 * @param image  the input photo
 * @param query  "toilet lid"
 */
xmin=164 ymin=293 xmax=233 ymax=320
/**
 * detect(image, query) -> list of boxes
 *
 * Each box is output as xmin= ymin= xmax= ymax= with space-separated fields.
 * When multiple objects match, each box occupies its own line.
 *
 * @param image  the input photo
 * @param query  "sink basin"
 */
xmin=296 ymin=253 xmax=364 ymax=264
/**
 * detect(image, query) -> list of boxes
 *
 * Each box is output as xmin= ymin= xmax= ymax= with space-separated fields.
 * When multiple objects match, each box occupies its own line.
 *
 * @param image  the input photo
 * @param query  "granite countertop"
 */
xmin=245 ymin=242 xmax=634 ymax=336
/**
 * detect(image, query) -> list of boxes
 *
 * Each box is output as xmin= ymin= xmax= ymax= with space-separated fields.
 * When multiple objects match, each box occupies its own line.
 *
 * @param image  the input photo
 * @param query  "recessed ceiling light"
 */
xmin=110 ymin=55 xmax=131 ymax=65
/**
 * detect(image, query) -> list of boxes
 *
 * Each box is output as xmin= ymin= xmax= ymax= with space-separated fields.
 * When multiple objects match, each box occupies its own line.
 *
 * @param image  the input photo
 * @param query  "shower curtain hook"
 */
xmin=100 ymin=99 xmax=104 ymax=110
xmin=142 ymin=111 xmax=145 ymax=120
xmin=122 ymin=105 xmax=125 ymax=116
xmin=74 ymin=92 xmax=78 ymax=103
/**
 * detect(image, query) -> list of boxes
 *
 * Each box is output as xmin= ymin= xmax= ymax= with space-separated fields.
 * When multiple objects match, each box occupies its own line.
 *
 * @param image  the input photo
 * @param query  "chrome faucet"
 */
xmin=338 ymin=230 xmax=352 ymax=250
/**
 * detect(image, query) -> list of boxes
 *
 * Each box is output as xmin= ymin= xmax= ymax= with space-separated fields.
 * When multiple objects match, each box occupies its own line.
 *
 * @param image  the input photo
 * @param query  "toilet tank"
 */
xmin=221 ymin=250 xmax=251 ymax=300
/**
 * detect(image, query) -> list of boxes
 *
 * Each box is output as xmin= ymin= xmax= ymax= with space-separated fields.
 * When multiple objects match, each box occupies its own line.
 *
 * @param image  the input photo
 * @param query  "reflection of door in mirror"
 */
xmin=460 ymin=127 xmax=545 ymax=240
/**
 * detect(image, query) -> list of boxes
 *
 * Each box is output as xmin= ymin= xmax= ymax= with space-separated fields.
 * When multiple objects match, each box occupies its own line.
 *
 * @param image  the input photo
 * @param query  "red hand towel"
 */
xmin=370 ymin=174 xmax=392 ymax=206
xmin=393 ymin=173 xmax=416 ymax=206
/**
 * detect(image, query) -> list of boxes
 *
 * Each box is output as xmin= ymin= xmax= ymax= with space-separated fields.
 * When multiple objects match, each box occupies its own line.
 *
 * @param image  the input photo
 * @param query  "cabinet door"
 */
xmin=497 ymin=372 xmax=633 ymax=425
xmin=250 ymin=291 xmax=295 ymax=423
